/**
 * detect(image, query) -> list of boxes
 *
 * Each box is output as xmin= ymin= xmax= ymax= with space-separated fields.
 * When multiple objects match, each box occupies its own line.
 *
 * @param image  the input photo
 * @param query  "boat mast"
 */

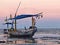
xmin=14 ymin=1 xmax=21 ymax=31
xmin=32 ymin=16 xmax=35 ymax=29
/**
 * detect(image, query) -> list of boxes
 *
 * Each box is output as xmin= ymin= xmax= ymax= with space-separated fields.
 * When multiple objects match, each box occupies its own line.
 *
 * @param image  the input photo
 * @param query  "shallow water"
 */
xmin=0 ymin=29 xmax=60 ymax=45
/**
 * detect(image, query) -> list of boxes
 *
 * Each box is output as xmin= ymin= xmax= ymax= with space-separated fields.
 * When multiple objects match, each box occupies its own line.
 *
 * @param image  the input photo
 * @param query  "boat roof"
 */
xmin=9 ymin=14 xmax=42 ymax=20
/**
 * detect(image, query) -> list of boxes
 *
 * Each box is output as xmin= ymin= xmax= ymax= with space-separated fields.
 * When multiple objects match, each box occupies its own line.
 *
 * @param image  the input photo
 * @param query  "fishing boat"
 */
xmin=4 ymin=17 xmax=14 ymax=34
xmin=4 ymin=14 xmax=43 ymax=38
xmin=4 ymin=2 xmax=43 ymax=38
xmin=8 ymin=13 xmax=43 ymax=38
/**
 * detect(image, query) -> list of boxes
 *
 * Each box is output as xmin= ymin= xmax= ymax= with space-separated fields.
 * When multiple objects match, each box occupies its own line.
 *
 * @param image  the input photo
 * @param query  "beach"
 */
xmin=0 ymin=28 xmax=60 ymax=45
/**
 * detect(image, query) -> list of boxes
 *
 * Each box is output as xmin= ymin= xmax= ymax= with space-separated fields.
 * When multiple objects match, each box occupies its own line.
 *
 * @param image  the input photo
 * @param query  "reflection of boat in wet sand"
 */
xmin=4 ymin=2 xmax=43 ymax=38
xmin=7 ymin=38 xmax=36 ymax=44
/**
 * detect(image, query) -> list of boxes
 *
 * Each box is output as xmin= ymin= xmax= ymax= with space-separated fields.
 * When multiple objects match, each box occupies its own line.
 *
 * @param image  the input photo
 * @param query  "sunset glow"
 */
xmin=0 ymin=0 xmax=60 ymax=18
xmin=0 ymin=0 xmax=60 ymax=28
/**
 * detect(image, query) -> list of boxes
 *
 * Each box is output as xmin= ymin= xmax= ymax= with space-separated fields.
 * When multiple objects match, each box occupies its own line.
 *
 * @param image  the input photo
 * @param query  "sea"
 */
xmin=0 ymin=28 xmax=60 ymax=45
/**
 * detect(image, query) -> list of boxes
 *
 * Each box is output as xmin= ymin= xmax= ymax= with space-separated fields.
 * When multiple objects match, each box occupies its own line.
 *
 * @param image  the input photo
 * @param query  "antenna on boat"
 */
xmin=14 ymin=1 xmax=21 ymax=31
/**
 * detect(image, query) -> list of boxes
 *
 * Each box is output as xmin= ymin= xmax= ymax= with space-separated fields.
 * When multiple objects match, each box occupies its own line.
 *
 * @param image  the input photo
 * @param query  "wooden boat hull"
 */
xmin=10 ymin=34 xmax=33 ymax=38
xmin=9 ymin=28 xmax=37 ymax=38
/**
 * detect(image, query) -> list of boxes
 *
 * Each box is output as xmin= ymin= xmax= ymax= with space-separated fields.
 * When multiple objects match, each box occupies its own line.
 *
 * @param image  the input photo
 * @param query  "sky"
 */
xmin=0 ymin=0 xmax=60 ymax=29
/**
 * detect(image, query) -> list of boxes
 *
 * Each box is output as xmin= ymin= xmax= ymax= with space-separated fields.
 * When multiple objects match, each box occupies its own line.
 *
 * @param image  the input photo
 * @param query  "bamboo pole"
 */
xmin=14 ymin=1 xmax=21 ymax=31
xmin=32 ymin=17 xmax=35 ymax=29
